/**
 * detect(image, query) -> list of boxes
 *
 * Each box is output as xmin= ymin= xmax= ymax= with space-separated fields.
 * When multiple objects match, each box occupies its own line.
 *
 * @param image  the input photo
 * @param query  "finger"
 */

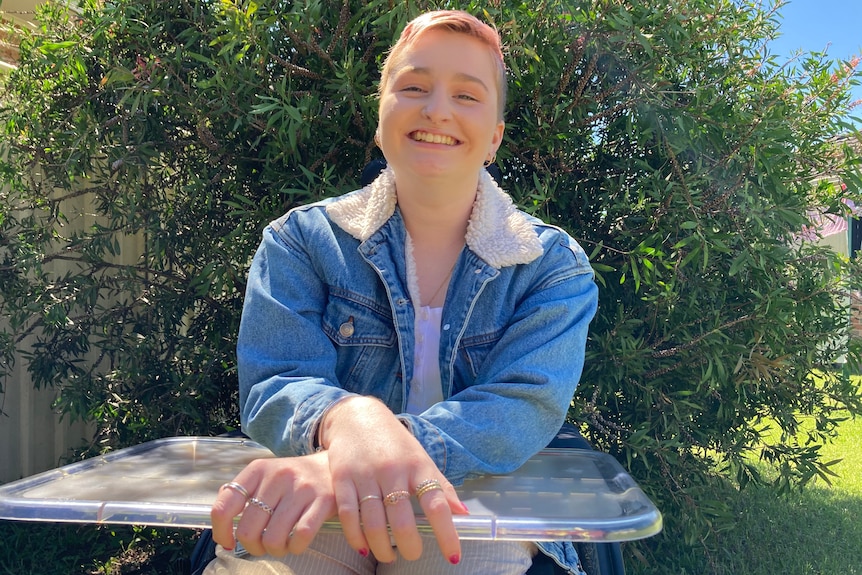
xmin=261 ymin=497 xmax=299 ymax=557
xmin=417 ymin=485 xmax=461 ymax=563
xmin=441 ymin=478 xmax=469 ymax=515
xmin=211 ymin=477 xmax=257 ymax=550
xmin=281 ymin=473 xmax=351 ymax=557
xmin=339 ymin=482 xmax=388 ymax=557
xmin=332 ymin=476 xmax=364 ymax=552
xmin=359 ymin=492 xmax=394 ymax=562
xmin=383 ymin=489 xmax=423 ymax=561
xmin=287 ymin=496 xmax=332 ymax=555
xmin=234 ymin=493 xmax=276 ymax=556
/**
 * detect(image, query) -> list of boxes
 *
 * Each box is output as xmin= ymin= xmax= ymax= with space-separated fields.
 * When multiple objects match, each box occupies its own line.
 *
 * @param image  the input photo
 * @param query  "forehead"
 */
xmin=388 ymin=29 xmax=499 ymax=87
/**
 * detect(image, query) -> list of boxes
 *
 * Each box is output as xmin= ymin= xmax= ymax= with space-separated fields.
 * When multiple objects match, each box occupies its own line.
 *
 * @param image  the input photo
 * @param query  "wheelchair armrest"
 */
xmin=546 ymin=422 xmax=593 ymax=451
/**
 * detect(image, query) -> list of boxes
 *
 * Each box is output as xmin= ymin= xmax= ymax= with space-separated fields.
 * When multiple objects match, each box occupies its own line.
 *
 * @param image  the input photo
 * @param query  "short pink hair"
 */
xmin=379 ymin=10 xmax=507 ymax=120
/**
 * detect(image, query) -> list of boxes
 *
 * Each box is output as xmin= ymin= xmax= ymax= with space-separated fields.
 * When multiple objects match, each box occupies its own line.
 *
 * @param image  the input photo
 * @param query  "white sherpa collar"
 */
xmin=325 ymin=167 xmax=543 ymax=268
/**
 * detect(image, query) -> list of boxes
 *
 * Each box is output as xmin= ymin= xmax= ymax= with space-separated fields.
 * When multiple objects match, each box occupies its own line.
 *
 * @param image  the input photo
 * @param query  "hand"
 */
xmin=320 ymin=396 xmax=467 ymax=564
xmin=210 ymin=451 xmax=336 ymax=557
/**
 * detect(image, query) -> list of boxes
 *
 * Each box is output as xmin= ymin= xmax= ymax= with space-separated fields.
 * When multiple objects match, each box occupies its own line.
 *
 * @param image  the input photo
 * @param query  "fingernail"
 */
xmin=460 ymin=502 xmax=470 ymax=513
xmin=358 ymin=548 xmax=369 ymax=557
xmin=449 ymin=554 xmax=461 ymax=565
xmin=223 ymin=546 xmax=234 ymax=552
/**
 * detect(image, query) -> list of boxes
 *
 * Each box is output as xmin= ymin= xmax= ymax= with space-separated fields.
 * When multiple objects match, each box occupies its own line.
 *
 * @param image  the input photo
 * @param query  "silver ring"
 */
xmin=220 ymin=481 xmax=250 ymax=500
xmin=248 ymin=496 xmax=274 ymax=516
xmin=359 ymin=494 xmax=382 ymax=505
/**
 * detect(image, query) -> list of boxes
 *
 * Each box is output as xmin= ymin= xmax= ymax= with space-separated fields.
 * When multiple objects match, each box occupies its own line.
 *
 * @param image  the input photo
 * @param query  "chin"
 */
xmin=414 ymin=158 xmax=475 ymax=178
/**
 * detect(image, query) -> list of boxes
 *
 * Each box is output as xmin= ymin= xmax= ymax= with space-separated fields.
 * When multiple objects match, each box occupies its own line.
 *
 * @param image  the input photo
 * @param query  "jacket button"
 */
xmin=339 ymin=317 xmax=355 ymax=338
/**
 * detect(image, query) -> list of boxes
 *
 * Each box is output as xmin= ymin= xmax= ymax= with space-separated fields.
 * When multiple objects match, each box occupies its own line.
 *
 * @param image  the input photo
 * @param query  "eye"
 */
xmin=401 ymin=85 xmax=425 ymax=93
xmin=456 ymin=93 xmax=479 ymax=102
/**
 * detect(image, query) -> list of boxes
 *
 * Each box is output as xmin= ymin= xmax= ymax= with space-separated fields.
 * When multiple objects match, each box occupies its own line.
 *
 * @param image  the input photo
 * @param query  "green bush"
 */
xmin=2 ymin=0 xmax=861 ymax=567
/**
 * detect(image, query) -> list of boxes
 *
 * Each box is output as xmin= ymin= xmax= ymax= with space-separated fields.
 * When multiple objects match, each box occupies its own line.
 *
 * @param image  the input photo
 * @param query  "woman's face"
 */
xmin=377 ymin=29 xmax=505 ymax=184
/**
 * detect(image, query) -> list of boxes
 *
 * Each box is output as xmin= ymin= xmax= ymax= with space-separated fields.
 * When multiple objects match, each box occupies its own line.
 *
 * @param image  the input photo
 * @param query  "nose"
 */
xmin=421 ymin=89 xmax=451 ymax=122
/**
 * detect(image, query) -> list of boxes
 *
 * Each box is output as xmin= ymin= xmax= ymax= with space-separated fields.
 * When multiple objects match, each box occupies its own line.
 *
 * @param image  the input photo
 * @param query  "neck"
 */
xmin=395 ymin=176 xmax=476 ymax=244
xmin=397 ymin=177 xmax=472 ymax=307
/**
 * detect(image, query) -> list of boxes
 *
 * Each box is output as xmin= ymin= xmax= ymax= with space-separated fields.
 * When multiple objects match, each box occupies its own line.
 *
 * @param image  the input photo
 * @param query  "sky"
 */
xmin=766 ymin=0 xmax=862 ymax=118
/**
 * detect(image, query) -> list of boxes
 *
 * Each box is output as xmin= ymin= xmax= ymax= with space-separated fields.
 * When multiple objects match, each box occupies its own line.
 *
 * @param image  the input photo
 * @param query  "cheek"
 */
xmin=377 ymin=98 xmax=401 ymax=133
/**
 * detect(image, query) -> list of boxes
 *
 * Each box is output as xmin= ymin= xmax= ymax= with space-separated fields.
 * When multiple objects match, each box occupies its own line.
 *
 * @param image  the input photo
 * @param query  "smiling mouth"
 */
xmin=410 ymin=131 xmax=459 ymax=146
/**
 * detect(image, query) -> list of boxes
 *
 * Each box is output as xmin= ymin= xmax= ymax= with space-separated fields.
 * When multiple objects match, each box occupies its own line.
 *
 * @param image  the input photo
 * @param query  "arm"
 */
xmin=317 ymin=231 xmax=597 ymax=561
xmin=402 ymin=234 xmax=599 ymax=484
xmin=227 ymin=215 xmax=465 ymax=562
xmin=237 ymin=218 xmax=356 ymax=456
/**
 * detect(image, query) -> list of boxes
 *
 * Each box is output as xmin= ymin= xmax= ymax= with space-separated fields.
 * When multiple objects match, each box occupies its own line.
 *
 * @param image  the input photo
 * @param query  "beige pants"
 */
xmin=203 ymin=532 xmax=537 ymax=575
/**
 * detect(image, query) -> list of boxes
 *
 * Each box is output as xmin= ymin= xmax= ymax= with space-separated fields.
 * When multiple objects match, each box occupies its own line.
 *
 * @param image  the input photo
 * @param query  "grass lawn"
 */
xmin=628 ymin=386 xmax=862 ymax=575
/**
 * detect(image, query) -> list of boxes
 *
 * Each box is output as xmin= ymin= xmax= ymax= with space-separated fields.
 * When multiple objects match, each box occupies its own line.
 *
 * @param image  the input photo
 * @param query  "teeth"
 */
xmin=412 ymin=131 xmax=456 ymax=145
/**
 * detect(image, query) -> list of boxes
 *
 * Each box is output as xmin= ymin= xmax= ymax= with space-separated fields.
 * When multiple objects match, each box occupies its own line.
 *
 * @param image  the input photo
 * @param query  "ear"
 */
xmin=490 ymin=120 xmax=505 ymax=155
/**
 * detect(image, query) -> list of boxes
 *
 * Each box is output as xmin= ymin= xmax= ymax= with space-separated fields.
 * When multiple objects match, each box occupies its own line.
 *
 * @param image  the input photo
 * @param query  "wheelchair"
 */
xmin=191 ymin=162 xmax=626 ymax=574
xmin=188 ymin=424 xmax=625 ymax=575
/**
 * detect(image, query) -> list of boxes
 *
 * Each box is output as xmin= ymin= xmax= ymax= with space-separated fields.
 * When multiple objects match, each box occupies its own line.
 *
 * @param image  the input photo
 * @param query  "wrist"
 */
xmin=318 ymin=395 xmax=388 ymax=450
xmin=313 ymin=394 xmax=359 ymax=451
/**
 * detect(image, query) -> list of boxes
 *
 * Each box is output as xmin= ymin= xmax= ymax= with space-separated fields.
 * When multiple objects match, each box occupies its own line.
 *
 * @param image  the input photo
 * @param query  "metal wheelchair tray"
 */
xmin=0 ymin=437 xmax=662 ymax=542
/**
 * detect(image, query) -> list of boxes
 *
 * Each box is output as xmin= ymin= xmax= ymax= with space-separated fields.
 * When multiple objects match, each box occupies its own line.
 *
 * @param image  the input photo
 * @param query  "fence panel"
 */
xmin=1 ymin=185 xmax=143 ymax=483
xmin=0 ymin=340 xmax=93 ymax=484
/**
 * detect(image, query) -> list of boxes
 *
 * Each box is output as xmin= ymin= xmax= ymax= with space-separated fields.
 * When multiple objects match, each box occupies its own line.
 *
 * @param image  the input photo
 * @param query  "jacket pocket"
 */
xmin=457 ymin=328 xmax=504 ymax=380
xmin=322 ymin=289 xmax=399 ymax=395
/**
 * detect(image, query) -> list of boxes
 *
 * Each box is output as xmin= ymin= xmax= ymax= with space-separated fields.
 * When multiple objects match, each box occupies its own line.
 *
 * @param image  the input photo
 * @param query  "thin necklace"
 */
xmin=425 ymin=262 xmax=456 ymax=307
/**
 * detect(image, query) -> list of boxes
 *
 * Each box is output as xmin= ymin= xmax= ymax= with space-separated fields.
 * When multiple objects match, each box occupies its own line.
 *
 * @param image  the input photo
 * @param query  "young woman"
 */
xmin=206 ymin=10 xmax=598 ymax=575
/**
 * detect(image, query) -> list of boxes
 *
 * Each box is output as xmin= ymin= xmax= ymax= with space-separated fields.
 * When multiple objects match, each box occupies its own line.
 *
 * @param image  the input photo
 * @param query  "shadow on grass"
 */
xmin=626 ymin=481 xmax=862 ymax=575
xmin=0 ymin=522 xmax=197 ymax=575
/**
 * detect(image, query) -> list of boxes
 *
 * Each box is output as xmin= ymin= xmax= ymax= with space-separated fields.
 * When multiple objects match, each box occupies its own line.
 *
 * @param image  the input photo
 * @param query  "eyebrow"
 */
xmin=398 ymin=66 xmax=490 ymax=93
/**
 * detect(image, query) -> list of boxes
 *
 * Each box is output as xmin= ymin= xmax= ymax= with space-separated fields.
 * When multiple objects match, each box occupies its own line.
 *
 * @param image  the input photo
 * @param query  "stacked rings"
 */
xmin=383 ymin=490 xmax=411 ymax=505
xmin=414 ymin=479 xmax=443 ymax=499
xmin=248 ymin=496 xmax=274 ymax=516
xmin=220 ymin=481 xmax=250 ymax=500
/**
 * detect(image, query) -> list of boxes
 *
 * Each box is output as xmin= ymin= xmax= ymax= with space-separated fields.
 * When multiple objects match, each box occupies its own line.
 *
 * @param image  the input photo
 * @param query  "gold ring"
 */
xmin=220 ymin=481 xmax=250 ymax=500
xmin=383 ymin=490 xmax=411 ymax=506
xmin=414 ymin=479 xmax=443 ymax=499
xmin=248 ymin=496 xmax=274 ymax=516
xmin=359 ymin=494 xmax=382 ymax=505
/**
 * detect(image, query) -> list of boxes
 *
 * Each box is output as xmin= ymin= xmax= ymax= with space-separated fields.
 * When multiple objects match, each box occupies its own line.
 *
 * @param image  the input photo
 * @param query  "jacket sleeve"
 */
xmin=399 ymin=231 xmax=599 ymax=485
xmin=237 ymin=218 xmax=356 ymax=456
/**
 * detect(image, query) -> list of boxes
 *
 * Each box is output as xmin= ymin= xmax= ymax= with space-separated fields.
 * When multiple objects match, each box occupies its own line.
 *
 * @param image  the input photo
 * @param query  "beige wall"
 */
xmin=1 ymin=1 xmax=84 ymax=485
xmin=1 ymin=3 xmax=136 ymax=485
xmin=0 ymin=195 xmax=97 ymax=484
xmin=0 ymin=343 xmax=94 ymax=484
xmin=1 ymin=182 xmax=143 ymax=484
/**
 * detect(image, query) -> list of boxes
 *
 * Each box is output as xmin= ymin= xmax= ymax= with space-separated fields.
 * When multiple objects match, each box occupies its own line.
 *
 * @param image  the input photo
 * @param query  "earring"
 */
xmin=374 ymin=130 xmax=381 ymax=148
xmin=484 ymin=152 xmax=496 ymax=167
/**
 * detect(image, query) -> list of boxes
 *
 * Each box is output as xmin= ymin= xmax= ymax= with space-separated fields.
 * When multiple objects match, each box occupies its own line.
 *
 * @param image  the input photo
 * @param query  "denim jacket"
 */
xmin=237 ymin=167 xmax=598 ymax=574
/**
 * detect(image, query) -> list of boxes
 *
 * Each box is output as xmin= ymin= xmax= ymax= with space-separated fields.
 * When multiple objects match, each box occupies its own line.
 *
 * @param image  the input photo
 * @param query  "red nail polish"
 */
xmin=449 ymin=554 xmax=461 ymax=565
xmin=358 ymin=548 xmax=369 ymax=557
xmin=460 ymin=502 xmax=470 ymax=513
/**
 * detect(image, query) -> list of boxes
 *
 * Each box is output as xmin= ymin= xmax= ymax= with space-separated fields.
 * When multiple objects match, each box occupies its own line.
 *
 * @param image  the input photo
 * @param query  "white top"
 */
xmin=405 ymin=305 xmax=445 ymax=415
